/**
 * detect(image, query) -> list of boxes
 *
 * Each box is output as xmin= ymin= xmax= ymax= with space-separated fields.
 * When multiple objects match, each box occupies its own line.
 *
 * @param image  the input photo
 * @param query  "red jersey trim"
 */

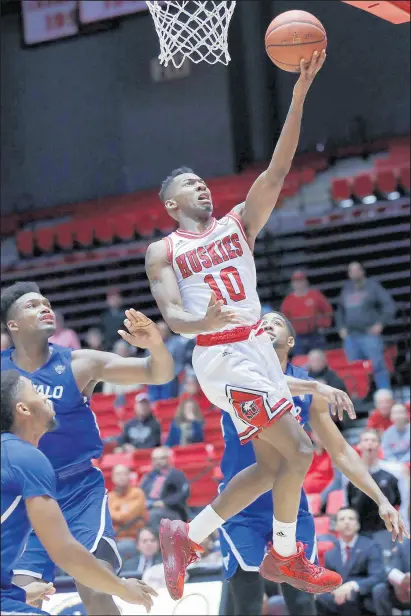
xmin=175 ymin=218 xmax=217 ymax=239
xmin=227 ymin=211 xmax=249 ymax=245
xmin=163 ymin=236 xmax=173 ymax=265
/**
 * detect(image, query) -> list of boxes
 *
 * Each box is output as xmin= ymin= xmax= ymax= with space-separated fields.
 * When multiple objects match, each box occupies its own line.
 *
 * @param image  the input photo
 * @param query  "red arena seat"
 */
xmin=35 ymin=227 xmax=55 ymax=253
xmin=16 ymin=230 xmax=34 ymax=256
xmin=55 ymin=222 xmax=75 ymax=250
xmin=352 ymin=172 xmax=375 ymax=200
xmin=326 ymin=490 xmax=345 ymax=516
xmin=331 ymin=177 xmax=351 ymax=202
xmin=307 ymin=493 xmax=322 ymax=516
xmin=317 ymin=540 xmax=336 ymax=567
xmin=314 ymin=516 xmax=331 ymax=536
xmin=94 ymin=217 xmax=115 ymax=244
xmin=100 ymin=452 xmax=134 ymax=470
xmin=75 ymin=220 xmax=95 ymax=247
xmin=376 ymin=168 xmax=397 ymax=194
xmin=399 ymin=164 xmax=410 ymax=191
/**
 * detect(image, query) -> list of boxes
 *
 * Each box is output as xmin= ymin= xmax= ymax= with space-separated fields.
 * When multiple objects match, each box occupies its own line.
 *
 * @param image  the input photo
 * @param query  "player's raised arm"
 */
xmin=309 ymin=395 xmax=410 ymax=543
xmin=236 ymin=50 xmax=326 ymax=247
xmin=25 ymin=495 xmax=157 ymax=612
xmin=73 ymin=310 xmax=174 ymax=386
xmin=145 ymin=240 xmax=240 ymax=335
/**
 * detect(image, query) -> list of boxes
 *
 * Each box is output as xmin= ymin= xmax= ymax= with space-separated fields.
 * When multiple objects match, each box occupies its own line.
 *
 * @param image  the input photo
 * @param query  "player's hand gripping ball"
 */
xmin=118 ymin=308 xmax=163 ymax=349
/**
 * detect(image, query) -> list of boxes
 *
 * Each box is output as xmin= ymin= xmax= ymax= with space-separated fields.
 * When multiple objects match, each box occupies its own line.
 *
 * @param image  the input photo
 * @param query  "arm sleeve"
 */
xmin=352 ymin=542 xmax=386 ymax=596
xmin=162 ymin=470 xmax=190 ymax=508
xmin=12 ymin=446 xmax=56 ymax=500
xmin=373 ymin=281 xmax=396 ymax=325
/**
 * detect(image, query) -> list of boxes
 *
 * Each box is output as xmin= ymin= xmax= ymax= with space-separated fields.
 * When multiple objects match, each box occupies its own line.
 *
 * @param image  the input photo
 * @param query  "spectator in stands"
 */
xmin=102 ymin=340 xmax=143 ymax=397
xmin=191 ymin=536 xmax=222 ymax=568
xmin=303 ymin=430 xmax=335 ymax=509
xmin=49 ymin=310 xmax=81 ymax=350
xmin=315 ymin=507 xmax=385 ymax=616
xmin=367 ymin=389 xmax=395 ymax=433
xmin=140 ymin=447 xmax=189 ymax=531
xmin=121 ymin=526 xmax=162 ymax=577
xmin=116 ymin=392 xmax=161 ymax=451
xmin=101 ymin=288 xmax=124 ymax=351
xmin=165 ymin=398 xmax=204 ymax=447
xmin=1 ymin=330 xmax=11 ymax=351
xmin=108 ymin=464 xmax=148 ymax=547
xmin=281 ymin=270 xmax=333 ymax=356
xmin=84 ymin=327 xmax=104 ymax=351
xmin=372 ymin=500 xmax=410 ymax=616
xmin=381 ymin=403 xmax=410 ymax=463
xmin=336 ymin=261 xmax=396 ymax=389
xmin=306 ymin=349 xmax=347 ymax=391
xmin=147 ymin=320 xmax=188 ymax=402
xmin=347 ymin=429 xmax=401 ymax=539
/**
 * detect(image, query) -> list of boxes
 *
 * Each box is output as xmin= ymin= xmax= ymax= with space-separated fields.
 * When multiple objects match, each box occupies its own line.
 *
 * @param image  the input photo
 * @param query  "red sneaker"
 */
xmin=159 ymin=519 xmax=204 ymax=600
xmin=260 ymin=542 xmax=342 ymax=594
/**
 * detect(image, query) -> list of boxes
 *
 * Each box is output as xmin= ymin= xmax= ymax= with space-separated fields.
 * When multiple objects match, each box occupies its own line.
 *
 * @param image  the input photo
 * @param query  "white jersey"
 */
xmin=164 ymin=211 xmax=261 ymax=338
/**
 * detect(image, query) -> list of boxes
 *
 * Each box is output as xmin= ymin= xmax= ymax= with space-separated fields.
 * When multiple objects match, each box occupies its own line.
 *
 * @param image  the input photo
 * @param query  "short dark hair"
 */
xmin=336 ymin=506 xmax=360 ymax=522
xmin=159 ymin=166 xmax=195 ymax=202
xmin=268 ymin=311 xmax=296 ymax=340
xmin=1 ymin=370 xmax=23 ymax=433
xmin=1 ymin=281 xmax=40 ymax=328
xmin=138 ymin=526 xmax=159 ymax=542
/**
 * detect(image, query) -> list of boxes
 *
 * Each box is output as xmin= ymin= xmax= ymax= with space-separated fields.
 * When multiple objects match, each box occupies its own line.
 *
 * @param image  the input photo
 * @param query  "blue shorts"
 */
xmin=1 ymin=585 xmax=48 ymax=615
xmin=219 ymin=507 xmax=317 ymax=580
xmin=14 ymin=464 xmax=121 ymax=583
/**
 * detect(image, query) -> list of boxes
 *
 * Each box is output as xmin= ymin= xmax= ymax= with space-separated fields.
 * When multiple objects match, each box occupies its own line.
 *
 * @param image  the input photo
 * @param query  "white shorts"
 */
xmin=192 ymin=332 xmax=295 ymax=444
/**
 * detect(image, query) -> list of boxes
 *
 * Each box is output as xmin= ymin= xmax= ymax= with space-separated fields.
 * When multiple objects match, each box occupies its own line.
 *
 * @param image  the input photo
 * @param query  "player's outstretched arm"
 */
xmin=145 ymin=240 xmax=240 ymax=335
xmin=235 ymin=50 xmax=326 ymax=248
xmin=285 ymin=375 xmax=355 ymax=422
xmin=73 ymin=312 xmax=174 ymax=385
xmin=26 ymin=495 xmax=158 ymax=612
xmin=309 ymin=396 xmax=410 ymax=543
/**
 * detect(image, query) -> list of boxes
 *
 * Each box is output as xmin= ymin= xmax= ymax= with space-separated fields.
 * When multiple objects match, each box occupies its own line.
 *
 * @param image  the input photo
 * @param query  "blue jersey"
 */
xmin=1 ymin=345 xmax=103 ymax=471
xmin=1 ymin=433 xmax=56 ymax=594
xmin=220 ymin=362 xmax=314 ymax=520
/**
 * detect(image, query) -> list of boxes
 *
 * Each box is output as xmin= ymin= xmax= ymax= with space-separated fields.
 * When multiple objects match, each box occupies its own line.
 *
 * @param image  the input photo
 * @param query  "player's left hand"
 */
xmin=24 ymin=581 xmax=56 ymax=605
xmin=332 ymin=581 xmax=358 ymax=605
xmin=118 ymin=309 xmax=163 ymax=349
xmin=293 ymin=49 xmax=326 ymax=100
xmin=315 ymin=382 xmax=356 ymax=421
xmin=378 ymin=499 xmax=410 ymax=543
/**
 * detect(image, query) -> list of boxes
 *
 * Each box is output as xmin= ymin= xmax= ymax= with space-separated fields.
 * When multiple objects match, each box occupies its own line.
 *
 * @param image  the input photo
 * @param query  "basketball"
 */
xmin=265 ymin=10 xmax=327 ymax=73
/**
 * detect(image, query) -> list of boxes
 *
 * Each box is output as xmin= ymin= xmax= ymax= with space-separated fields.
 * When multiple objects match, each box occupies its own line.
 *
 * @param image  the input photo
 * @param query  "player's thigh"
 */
xmin=258 ymin=411 xmax=313 ymax=463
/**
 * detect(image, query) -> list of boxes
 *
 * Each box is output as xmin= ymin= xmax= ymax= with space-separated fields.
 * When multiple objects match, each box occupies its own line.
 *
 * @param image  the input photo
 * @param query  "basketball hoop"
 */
xmin=146 ymin=1 xmax=236 ymax=68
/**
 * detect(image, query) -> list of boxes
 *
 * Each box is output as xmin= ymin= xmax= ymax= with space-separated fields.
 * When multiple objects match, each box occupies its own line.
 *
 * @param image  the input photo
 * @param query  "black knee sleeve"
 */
xmin=227 ymin=566 xmax=265 ymax=615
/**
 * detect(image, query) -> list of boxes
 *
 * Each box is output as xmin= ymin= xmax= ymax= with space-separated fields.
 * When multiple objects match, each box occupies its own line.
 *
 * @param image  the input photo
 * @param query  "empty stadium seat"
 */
xmin=326 ymin=490 xmax=345 ymax=515
xmin=91 ymin=393 xmax=116 ymax=413
xmin=35 ymin=227 xmax=55 ymax=253
xmin=94 ymin=218 xmax=115 ymax=244
xmin=55 ymin=222 xmax=75 ymax=250
xmin=75 ymin=220 xmax=95 ymax=247
xmin=307 ymin=493 xmax=322 ymax=516
xmin=352 ymin=172 xmax=375 ymax=201
xmin=314 ymin=516 xmax=331 ymax=536
xmin=331 ymin=177 xmax=352 ymax=202
xmin=317 ymin=540 xmax=336 ymax=567
xmin=100 ymin=452 xmax=134 ymax=470
xmin=376 ymin=169 xmax=398 ymax=195
xmin=189 ymin=475 xmax=218 ymax=508
xmin=133 ymin=448 xmax=154 ymax=468
xmin=16 ymin=230 xmax=34 ymax=256
xmin=172 ymin=443 xmax=213 ymax=464
xmin=114 ymin=214 xmax=136 ymax=241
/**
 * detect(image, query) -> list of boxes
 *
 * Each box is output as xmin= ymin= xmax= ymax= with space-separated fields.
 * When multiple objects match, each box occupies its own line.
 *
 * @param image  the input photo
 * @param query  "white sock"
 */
xmin=188 ymin=505 xmax=226 ymax=545
xmin=273 ymin=518 xmax=297 ymax=557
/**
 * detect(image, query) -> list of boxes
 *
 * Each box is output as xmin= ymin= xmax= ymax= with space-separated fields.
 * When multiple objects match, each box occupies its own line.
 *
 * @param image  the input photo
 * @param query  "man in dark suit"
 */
xmin=140 ymin=447 xmax=190 ymax=531
xmin=121 ymin=527 xmax=163 ymax=577
xmin=315 ymin=507 xmax=386 ymax=616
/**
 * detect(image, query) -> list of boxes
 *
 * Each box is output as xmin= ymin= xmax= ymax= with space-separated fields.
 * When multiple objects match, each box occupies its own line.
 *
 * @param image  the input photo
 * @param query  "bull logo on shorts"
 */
xmin=241 ymin=400 xmax=260 ymax=421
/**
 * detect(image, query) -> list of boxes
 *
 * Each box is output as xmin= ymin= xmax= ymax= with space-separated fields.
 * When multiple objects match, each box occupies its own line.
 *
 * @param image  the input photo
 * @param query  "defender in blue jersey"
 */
xmin=219 ymin=312 xmax=408 ymax=616
xmin=1 ymin=370 xmax=157 ymax=615
xmin=1 ymin=281 xmax=173 ymax=615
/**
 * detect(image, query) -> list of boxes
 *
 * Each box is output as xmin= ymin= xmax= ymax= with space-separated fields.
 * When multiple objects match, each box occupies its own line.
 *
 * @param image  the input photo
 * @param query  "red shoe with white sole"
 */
xmin=260 ymin=542 xmax=342 ymax=594
xmin=159 ymin=519 xmax=204 ymax=601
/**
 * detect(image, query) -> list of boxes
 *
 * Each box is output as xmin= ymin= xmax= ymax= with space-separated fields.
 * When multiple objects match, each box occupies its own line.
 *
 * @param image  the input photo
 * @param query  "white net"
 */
xmin=146 ymin=1 xmax=236 ymax=68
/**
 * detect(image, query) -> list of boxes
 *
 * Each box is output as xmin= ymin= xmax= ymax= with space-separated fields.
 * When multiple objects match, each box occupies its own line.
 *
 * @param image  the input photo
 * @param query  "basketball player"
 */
xmin=1 ymin=370 xmax=157 ymax=615
xmin=145 ymin=50 xmax=355 ymax=599
xmin=218 ymin=312 xmax=408 ymax=616
xmin=1 ymin=281 xmax=173 ymax=615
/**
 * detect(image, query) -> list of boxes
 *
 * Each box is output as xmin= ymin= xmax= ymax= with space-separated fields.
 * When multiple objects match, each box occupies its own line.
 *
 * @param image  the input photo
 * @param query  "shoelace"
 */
xmin=298 ymin=543 xmax=323 ymax=577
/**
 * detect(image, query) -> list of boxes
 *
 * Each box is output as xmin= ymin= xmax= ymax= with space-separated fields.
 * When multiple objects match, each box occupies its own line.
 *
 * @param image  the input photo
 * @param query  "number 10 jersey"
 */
xmin=164 ymin=210 xmax=261 ymax=338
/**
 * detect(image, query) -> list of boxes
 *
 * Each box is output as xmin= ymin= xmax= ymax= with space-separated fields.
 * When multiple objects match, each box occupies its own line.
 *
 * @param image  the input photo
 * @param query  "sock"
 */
xmin=273 ymin=518 xmax=297 ymax=557
xmin=188 ymin=505 xmax=226 ymax=545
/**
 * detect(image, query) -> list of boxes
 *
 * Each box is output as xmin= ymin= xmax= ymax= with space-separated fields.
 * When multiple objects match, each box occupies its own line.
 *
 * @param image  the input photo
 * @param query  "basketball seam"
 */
xmin=266 ymin=39 xmax=325 ymax=48
xmin=265 ymin=21 xmax=326 ymax=40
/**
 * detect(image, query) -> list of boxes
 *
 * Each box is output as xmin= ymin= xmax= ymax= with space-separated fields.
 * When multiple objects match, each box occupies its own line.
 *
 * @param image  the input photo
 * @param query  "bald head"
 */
xmin=307 ymin=349 xmax=327 ymax=373
xmin=112 ymin=464 xmax=131 ymax=489
xmin=151 ymin=446 xmax=172 ymax=470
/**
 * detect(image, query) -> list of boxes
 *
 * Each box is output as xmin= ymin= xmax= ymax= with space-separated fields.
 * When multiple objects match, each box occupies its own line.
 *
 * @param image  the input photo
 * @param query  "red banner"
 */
xmin=21 ymin=1 xmax=79 ymax=45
